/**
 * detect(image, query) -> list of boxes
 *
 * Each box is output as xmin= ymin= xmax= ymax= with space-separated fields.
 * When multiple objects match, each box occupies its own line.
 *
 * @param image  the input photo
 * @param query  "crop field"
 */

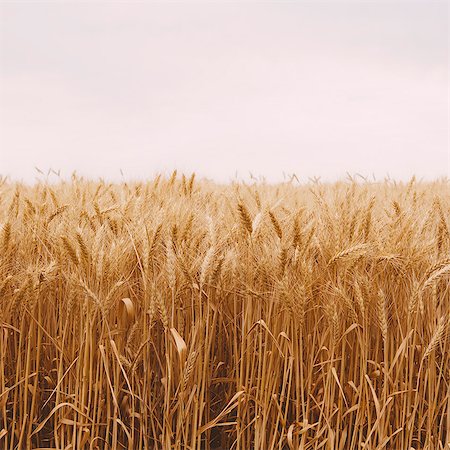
xmin=0 ymin=174 xmax=449 ymax=449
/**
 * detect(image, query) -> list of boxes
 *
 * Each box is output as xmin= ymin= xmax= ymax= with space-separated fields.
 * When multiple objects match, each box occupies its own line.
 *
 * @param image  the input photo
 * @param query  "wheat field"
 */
xmin=0 ymin=173 xmax=449 ymax=449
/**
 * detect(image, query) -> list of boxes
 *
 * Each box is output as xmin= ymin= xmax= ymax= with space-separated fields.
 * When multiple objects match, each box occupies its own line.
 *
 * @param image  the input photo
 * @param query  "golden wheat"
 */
xmin=0 ymin=175 xmax=449 ymax=449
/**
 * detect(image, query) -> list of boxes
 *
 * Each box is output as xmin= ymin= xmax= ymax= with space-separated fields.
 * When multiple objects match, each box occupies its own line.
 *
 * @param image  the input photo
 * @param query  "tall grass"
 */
xmin=0 ymin=174 xmax=449 ymax=449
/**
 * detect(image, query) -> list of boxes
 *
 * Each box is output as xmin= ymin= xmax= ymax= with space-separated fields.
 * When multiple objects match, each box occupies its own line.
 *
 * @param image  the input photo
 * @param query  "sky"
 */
xmin=0 ymin=1 xmax=448 ymax=183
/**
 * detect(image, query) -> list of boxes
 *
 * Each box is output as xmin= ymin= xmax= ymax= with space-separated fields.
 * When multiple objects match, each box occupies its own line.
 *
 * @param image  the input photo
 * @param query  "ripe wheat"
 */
xmin=0 ymin=175 xmax=449 ymax=449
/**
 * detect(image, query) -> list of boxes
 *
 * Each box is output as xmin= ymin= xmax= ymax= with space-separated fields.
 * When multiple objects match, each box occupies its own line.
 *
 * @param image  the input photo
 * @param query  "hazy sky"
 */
xmin=0 ymin=1 xmax=448 ymax=183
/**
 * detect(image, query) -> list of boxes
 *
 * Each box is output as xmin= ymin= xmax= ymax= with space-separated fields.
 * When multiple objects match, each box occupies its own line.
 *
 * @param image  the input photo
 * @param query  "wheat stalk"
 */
xmin=269 ymin=211 xmax=283 ymax=240
xmin=237 ymin=203 xmax=253 ymax=235
xmin=423 ymin=315 xmax=449 ymax=360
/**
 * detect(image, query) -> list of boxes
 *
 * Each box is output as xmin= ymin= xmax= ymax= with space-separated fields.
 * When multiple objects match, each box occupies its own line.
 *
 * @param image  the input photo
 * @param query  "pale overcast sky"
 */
xmin=0 ymin=1 xmax=448 ymax=183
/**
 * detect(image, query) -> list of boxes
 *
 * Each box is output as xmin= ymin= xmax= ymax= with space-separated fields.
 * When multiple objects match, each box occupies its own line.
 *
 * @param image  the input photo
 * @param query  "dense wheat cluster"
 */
xmin=0 ymin=173 xmax=449 ymax=449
